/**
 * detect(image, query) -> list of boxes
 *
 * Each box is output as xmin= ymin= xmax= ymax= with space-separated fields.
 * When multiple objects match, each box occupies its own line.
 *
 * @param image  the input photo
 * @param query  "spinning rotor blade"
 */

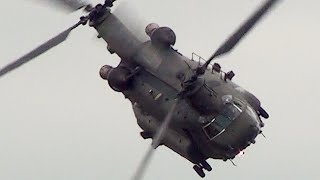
xmin=203 ymin=0 xmax=280 ymax=68
xmin=132 ymin=99 xmax=179 ymax=180
xmin=36 ymin=0 xmax=94 ymax=12
xmin=112 ymin=1 xmax=149 ymax=42
xmin=0 ymin=21 xmax=84 ymax=78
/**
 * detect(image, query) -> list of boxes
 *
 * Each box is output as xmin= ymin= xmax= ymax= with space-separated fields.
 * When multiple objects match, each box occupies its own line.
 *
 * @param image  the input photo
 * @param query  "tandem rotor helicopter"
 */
xmin=0 ymin=0 xmax=280 ymax=179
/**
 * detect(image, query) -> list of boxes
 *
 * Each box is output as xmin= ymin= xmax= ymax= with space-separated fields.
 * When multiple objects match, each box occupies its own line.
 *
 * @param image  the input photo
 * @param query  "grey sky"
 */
xmin=0 ymin=0 xmax=319 ymax=179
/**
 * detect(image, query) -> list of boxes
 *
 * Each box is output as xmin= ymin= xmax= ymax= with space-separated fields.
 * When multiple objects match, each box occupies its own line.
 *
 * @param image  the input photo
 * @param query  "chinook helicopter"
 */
xmin=0 ymin=0 xmax=279 ymax=179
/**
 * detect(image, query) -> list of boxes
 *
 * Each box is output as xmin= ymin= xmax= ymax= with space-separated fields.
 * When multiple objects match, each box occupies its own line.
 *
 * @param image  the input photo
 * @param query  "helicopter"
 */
xmin=0 ymin=0 xmax=280 ymax=179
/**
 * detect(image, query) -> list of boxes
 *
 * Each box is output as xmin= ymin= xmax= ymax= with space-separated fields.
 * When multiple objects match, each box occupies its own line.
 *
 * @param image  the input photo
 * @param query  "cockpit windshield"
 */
xmin=203 ymin=96 xmax=244 ymax=140
xmin=222 ymin=103 xmax=242 ymax=120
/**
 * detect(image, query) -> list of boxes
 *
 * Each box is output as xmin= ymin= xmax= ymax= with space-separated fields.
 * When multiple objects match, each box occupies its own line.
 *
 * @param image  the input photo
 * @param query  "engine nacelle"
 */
xmin=99 ymin=65 xmax=132 ymax=92
xmin=145 ymin=23 xmax=176 ymax=47
xmin=151 ymin=27 xmax=176 ymax=46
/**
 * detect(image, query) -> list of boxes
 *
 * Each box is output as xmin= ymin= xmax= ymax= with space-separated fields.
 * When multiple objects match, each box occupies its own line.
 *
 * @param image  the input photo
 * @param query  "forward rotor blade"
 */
xmin=132 ymin=99 xmax=179 ymax=180
xmin=205 ymin=0 xmax=279 ymax=65
xmin=0 ymin=22 xmax=82 ymax=78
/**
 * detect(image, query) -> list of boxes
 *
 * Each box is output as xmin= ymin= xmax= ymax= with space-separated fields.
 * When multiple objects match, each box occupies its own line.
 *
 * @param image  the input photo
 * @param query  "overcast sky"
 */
xmin=0 ymin=0 xmax=319 ymax=180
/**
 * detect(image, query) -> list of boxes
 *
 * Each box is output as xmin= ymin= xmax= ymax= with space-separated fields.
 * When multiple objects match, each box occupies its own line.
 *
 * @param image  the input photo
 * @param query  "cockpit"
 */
xmin=203 ymin=95 xmax=244 ymax=140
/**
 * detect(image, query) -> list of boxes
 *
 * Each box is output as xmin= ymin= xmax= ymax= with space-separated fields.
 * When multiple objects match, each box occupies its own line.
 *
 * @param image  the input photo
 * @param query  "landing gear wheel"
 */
xmin=201 ymin=161 xmax=212 ymax=171
xmin=193 ymin=165 xmax=205 ymax=178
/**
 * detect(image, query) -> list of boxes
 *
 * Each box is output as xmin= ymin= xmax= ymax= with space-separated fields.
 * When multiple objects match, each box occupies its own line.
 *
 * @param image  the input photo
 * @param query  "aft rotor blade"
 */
xmin=113 ymin=1 xmax=149 ymax=42
xmin=35 ymin=0 xmax=93 ymax=12
xmin=131 ymin=99 xmax=178 ymax=180
xmin=0 ymin=22 xmax=82 ymax=78
xmin=205 ymin=0 xmax=279 ymax=66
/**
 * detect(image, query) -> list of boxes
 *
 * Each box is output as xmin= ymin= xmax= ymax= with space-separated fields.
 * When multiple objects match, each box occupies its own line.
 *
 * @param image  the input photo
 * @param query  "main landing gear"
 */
xmin=193 ymin=161 xmax=212 ymax=178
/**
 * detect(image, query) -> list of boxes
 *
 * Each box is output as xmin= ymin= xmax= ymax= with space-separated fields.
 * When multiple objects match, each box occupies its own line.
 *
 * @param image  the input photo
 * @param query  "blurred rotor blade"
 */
xmin=0 ymin=21 xmax=83 ymax=78
xmin=33 ymin=0 xmax=93 ymax=12
xmin=204 ymin=0 xmax=280 ymax=67
xmin=113 ymin=1 xmax=149 ymax=42
xmin=132 ymin=99 xmax=179 ymax=180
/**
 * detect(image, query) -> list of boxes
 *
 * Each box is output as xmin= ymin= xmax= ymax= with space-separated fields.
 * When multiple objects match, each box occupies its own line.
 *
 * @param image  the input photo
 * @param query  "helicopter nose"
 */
xmin=241 ymin=106 xmax=261 ymax=145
